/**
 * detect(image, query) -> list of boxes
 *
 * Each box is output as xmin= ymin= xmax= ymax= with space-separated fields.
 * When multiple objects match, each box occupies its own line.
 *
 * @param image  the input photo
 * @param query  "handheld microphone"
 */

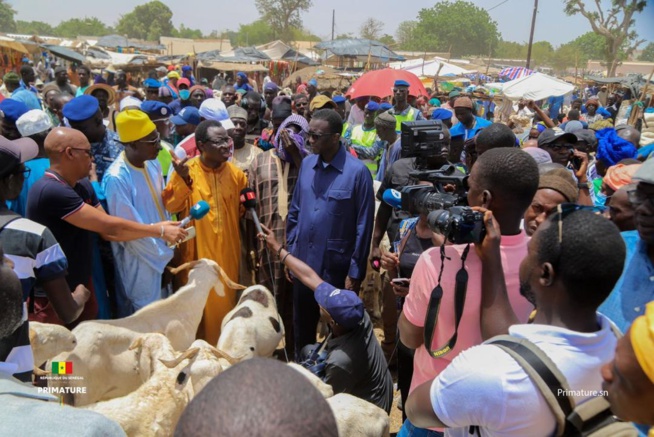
xmin=180 ymin=200 xmax=210 ymax=227
xmin=240 ymin=188 xmax=263 ymax=235
xmin=382 ymin=188 xmax=402 ymax=209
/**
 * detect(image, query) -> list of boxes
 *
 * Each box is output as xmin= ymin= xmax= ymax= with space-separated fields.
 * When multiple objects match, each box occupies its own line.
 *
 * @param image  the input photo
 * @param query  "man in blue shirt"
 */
xmin=12 ymin=66 xmax=41 ymax=111
xmin=287 ymin=109 xmax=375 ymax=356
xmin=450 ymin=96 xmax=492 ymax=163
xmin=600 ymin=158 xmax=654 ymax=332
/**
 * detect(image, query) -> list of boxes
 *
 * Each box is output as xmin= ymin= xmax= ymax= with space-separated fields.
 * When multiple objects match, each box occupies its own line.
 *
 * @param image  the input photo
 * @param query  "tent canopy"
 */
xmin=96 ymin=35 xmax=164 ymax=51
xmin=0 ymin=36 xmax=29 ymax=53
xmin=500 ymin=72 xmax=574 ymax=101
xmin=41 ymin=44 xmax=86 ymax=63
xmin=199 ymin=62 xmax=268 ymax=72
xmin=394 ymin=59 xmax=473 ymax=77
xmin=314 ymin=38 xmax=404 ymax=61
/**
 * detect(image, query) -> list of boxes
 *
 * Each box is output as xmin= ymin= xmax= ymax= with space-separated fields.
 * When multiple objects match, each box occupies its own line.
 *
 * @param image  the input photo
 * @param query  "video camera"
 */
xmin=401 ymin=120 xmax=449 ymax=161
xmin=399 ymin=164 xmax=468 ymax=215
xmin=427 ymin=207 xmax=486 ymax=245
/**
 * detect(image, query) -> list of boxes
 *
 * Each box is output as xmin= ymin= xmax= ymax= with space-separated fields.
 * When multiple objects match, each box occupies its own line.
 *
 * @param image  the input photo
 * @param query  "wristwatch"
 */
xmin=577 ymin=181 xmax=589 ymax=189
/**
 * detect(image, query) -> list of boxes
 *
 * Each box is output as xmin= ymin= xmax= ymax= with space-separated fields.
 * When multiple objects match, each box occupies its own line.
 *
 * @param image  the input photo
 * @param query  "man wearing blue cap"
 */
xmin=389 ymin=79 xmax=424 ymax=132
xmin=343 ymin=101 xmax=380 ymax=174
xmin=263 ymin=82 xmax=279 ymax=122
xmin=430 ymin=108 xmax=453 ymax=129
xmin=141 ymin=100 xmax=176 ymax=182
xmin=306 ymin=78 xmax=318 ymax=104
xmin=261 ymin=224 xmax=394 ymax=414
xmin=181 ymin=65 xmax=195 ymax=86
xmin=143 ymin=78 xmax=162 ymax=101
xmin=0 ymin=99 xmax=30 ymax=140
xmin=103 ymin=110 xmax=175 ymax=316
xmin=13 ymin=66 xmax=41 ymax=110
xmin=64 ymin=95 xmax=122 ymax=182
xmin=170 ymin=106 xmax=200 ymax=147
xmin=332 ymin=95 xmax=347 ymax=121
xmin=234 ymin=72 xmax=253 ymax=93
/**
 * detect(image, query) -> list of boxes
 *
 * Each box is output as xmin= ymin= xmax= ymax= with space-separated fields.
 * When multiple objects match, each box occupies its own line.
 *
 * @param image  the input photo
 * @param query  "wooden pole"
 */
xmin=525 ymin=0 xmax=538 ymax=69
xmin=628 ymin=66 xmax=654 ymax=126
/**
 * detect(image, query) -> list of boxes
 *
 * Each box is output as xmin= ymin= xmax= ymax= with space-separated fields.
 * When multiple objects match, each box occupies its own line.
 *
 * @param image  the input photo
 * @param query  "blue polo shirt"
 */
xmin=450 ymin=116 xmax=492 ymax=140
xmin=599 ymin=230 xmax=654 ymax=333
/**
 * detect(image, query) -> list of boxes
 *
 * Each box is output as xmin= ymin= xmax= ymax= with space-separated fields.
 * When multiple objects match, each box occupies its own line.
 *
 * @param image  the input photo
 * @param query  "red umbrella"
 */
xmin=346 ymin=69 xmax=428 ymax=99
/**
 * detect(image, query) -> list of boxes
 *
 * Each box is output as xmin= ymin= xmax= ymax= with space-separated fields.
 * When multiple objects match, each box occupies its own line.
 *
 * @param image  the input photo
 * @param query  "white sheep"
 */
xmin=287 ymin=362 xmax=334 ymax=399
xmin=84 ymin=334 xmax=236 ymax=437
xmin=28 ymin=321 xmax=76 ymax=369
xmin=218 ymin=285 xmax=285 ymax=360
xmin=327 ymin=393 xmax=390 ymax=437
xmin=50 ymin=259 xmax=243 ymax=406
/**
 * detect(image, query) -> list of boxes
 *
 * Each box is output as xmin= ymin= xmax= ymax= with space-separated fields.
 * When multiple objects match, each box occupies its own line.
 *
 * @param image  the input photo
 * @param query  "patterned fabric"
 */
xmin=90 ymin=129 xmax=123 ymax=183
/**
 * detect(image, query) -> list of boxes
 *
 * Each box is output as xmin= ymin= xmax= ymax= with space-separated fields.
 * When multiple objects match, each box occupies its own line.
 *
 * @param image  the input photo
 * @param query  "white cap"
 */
xmin=119 ymin=96 xmax=143 ymax=112
xmin=198 ymin=98 xmax=235 ymax=130
xmin=16 ymin=109 xmax=52 ymax=137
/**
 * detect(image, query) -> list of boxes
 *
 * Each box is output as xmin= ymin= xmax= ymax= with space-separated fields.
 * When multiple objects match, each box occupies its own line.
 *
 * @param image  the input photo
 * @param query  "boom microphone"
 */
xmin=382 ymin=188 xmax=403 ymax=209
xmin=180 ymin=200 xmax=210 ymax=227
xmin=240 ymin=188 xmax=263 ymax=235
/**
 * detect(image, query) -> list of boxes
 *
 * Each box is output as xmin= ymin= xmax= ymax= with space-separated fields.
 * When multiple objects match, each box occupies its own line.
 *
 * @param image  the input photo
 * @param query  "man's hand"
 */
xmin=391 ymin=278 xmax=410 ymax=297
xmin=526 ymin=99 xmax=537 ymax=110
xmin=157 ymin=221 xmax=188 ymax=245
xmin=369 ymin=246 xmax=381 ymax=271
xmin=345 ymin=277 xmax=362 ymax=293
xmin=572 ymin=150 xmax=589 ymax=182
xmin=380 ymin=250 xmax=399 ymax=274
xmin=171 ymin=155 xmax=191 ymax=184
xmin=258 ymin=224 xmax=281 ymax=253
xmin=72 ymin=284 xmax=91 ymax=304
xmin=471 ymin=208 xmax=502 ymax=263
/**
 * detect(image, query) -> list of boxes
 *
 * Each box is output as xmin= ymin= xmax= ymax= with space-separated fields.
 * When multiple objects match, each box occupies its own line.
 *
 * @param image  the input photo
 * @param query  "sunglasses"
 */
xmin=138 ymin=133 xmax=161 ymax=145
xmin=627 ymin=188 xmax=653 ymax=207
xmin=307 ymin=131 xmax=336 ymax=141
xmin=553 ymin=203 xmax=606 ymax=244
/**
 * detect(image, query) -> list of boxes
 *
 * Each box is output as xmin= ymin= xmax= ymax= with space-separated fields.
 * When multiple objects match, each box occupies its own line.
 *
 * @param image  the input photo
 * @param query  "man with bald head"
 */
xmin=26 ymin=128 xmax=187 ymax=323
xmin=616 ymin=124 xmax=641 ymax=148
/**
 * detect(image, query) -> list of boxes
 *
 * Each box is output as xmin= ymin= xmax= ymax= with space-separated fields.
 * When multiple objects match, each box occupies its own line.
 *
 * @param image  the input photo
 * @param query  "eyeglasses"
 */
xmin=552 ymin=203 xmax=606 ymax=244
xmin=69 ymin=147 xmax=92 ymax=157
xmin=545 ymin=143 xmax=574 ymax=152
xmin=137 ymin=133 xmax=161 ymax=145
xmin=151 ymin=118 xmax=172 ymax=127
xmin=307 ymin=131 xmax=336 ymax=141
xmin=204 ymin=137 xmax=230 ymax=147
xmin=627 ymin=188 xmax=654 ymax=207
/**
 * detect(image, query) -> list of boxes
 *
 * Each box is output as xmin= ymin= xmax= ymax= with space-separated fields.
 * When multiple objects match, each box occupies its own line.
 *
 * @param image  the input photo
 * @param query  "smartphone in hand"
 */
xmin=391 ymin=278 xmax=410 ymax=288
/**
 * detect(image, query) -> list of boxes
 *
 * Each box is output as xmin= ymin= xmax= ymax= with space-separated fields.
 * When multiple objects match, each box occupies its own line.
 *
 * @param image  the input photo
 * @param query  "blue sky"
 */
xmin=8 ymin=0 xmax=654 ymax=47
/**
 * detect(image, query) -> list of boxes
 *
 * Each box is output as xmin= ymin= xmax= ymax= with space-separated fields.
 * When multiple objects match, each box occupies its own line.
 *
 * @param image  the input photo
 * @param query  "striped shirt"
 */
xmin=0 ymin=210 xmax=68 ymax=382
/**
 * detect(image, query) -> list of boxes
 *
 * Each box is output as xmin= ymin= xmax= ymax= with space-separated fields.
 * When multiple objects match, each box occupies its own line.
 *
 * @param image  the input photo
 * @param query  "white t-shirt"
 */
xmin=430 ymin=314 xmax=617 ymax=437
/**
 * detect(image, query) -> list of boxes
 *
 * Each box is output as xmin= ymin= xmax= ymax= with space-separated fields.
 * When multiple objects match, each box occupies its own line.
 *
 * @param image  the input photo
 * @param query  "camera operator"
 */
xmin=259 ymin=225 xmax=393 ymax=414
xmin=397 ymin=148 xmax=539 ymax=435
xmin=370 ymin=120 xmax=456 ymax=360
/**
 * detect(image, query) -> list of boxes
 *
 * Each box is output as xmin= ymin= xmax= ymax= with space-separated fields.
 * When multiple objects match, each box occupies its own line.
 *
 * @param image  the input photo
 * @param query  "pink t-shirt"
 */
xmin=403 ymin=231 xmax=534 ymax=395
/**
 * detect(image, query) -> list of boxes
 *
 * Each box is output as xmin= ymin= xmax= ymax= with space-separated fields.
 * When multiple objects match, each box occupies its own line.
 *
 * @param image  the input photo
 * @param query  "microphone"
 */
xmin=240 ymin=188 xmax=263 ymax=235
xmin=382 ymin=189 xmax=402 ymax=209
xmin=180 ymin=200 xmax=210 ymax=227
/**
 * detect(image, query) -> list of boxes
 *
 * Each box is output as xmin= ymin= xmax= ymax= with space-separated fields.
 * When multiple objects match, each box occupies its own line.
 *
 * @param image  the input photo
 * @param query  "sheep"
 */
xmin=360 ymin=179 xmax=385 ymax=320
xmin=28 ymin=321 xmax=76 ymax=369
xmin=50 ymin=259 xmax=244 ymax=406
xmin=326 ymin=393 xmax=390 ymax=437
xmin=217 ymin=285 xmax=285 ymax=360
xmin=287 ymin=362 xmax=334 ymax=399
xmin=84 ymin=333 xmax=206 ymax=437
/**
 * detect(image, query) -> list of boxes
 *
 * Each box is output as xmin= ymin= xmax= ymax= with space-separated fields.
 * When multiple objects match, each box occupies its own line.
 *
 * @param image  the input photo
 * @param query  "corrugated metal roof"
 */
xmin=314 ymin=39 xmax=403 ymax=61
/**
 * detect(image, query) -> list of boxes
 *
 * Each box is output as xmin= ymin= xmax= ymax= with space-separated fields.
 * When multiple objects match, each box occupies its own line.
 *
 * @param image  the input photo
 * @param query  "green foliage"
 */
xmin=410 ymin=0 xmax=500 ymax=56
xmin=0 ymin=0 xmax=16 ymax=32
xmin=16 ymin=20 xmax=54 ymax=35
xmin=254 ymin=0 xmax=312 ymax=42
xmin=335 ymin=33 xmax=355 ymax=40
xmin=290 ymin=27 xmax=320 ymax=42
xmin=173 ymin=24 xmax=204 ymax=39
xmin=638 ymin=42 xmax=654 ymax=62
xmin=494 ymin=40 xmax=526 ymax=59
xmin=379 ymin=34 xmax=395 ymax=47
xmin=230 ymin=20 xmax=276 ymax=47
xmin=395 ymin=21 xmax=417 ymax=50
xmin=54 ymin=17 xmax=112 ymax=38
xmin=115 ymin=1 xmax=174 ymax=41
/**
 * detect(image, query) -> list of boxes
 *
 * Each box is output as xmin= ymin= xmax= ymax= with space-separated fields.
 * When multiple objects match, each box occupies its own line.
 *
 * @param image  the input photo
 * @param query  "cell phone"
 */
xmin=570 ymin=150 xmax=582 ymax=170
xmin=391 ymin=278 xmax=410 ymax=287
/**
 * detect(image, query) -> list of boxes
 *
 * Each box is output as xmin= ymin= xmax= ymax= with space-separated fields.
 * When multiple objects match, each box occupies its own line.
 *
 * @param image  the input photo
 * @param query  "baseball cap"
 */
xmin=0 ymin=99 xmax=30 ymax=123
xmin=198 ymin=99 xmax=235 ymax=130
xmin=314 ymin=282 xmax=364 ymax=330
xmin=178 ymin=78 xmax=191 ymax=88
xmin=537 ymin=128 xmax=577 ymax=148
xmin=309 ymin=95 xmax=336 ymax=112
xmin=115 ymin=109 xmax=157 ymax=143
xmin=264 ymin=82 xmax=279 ymax=92
xmin=140 ymin=100 xmax=172 ymax=118
xmin=171 ymin=106 xmax=201 ymax=126
xmin=16 ymin=110 xmax=52 ymax=137
xmin=0 ymin=135 xmax=39 ymax=178
xmin=633 ymin=157 xmax=654 ymax=184
xmin=62 ymin=95 xmax=99 ymax=122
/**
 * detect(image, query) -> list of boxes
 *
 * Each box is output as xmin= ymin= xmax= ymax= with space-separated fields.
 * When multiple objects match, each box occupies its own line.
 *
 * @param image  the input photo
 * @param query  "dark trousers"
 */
xmin=397 ymin=339 xmax=415 ymax=422
xmin=293 ymin=281 xmax=321 ymax=360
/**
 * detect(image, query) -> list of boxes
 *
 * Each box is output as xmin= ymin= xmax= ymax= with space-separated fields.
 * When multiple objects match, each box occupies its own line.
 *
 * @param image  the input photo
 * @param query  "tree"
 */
xmin=564 ymin=0 xmax=646 ymax=76
xmin=639 ymin=42 xmax=654 ymax=62
xmin=229 ymin=20 xmax=275 ymax=47
xmin=395 ymin=21 xmax=417 ymax=50
xmin=410 ymin=1 xmax=500 ymax=56
xmin=115 ymin=1 xmax=174 ymax=41
xmin=255 ymin=0 xmax=312 ymax=42
xmin=495 ymin=40 xmax=527 ymax=59
xmin=290 ymin=27 xmax=321 ymax=42
xmin=530 ymin=41 xmax=554 ymax=66
xmin=0 ymin=0 xmax=16 ymax=33
xmin=379 ymin=34 xmax=395 ymax=47
xmin=16 ymin=20 xmax=54 ymax=35
xmin=359 ymin=17 xmax=384 ymax=41
xmin=54 ymin=17 xmax=112 ymax=38
xmin=335 ymin=33 xmax=355 ymax=40
xmin=173 ymin=24 xmax=204 ymax=39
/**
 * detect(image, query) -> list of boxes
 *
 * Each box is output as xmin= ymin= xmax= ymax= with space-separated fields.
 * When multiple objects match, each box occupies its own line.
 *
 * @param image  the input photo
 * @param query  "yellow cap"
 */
xmin=310 ymin=95 xmax=337 ymax=112
xmin=115 ymin=109 xmax=156 ymax=143
xmin=631 ymin=301 xmax=654 ymax=384
xmin=167 ymin=71 xmax=180 ymax=79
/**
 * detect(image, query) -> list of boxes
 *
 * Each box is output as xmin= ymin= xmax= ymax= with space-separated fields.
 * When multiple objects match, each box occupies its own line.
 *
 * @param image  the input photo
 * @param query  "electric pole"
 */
xmin=331 ymin=10 xmax=335 ymax=40
xmin=526 ymin=0 xmax=538 ymax=69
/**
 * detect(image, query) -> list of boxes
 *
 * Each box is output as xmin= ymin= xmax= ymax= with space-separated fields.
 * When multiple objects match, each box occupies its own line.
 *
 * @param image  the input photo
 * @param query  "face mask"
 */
xmin=179 ymin=90 xmax=190 ymax=100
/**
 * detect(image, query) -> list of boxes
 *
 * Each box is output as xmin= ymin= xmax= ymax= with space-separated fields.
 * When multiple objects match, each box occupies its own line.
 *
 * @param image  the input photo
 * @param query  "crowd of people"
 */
xmin=0 ymin=57 xmax=653 ymax=436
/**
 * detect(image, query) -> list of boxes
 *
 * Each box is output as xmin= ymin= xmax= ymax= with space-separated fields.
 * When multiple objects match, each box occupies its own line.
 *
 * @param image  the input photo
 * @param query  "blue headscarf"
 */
xmin=596 ymin=127 xmax=638 ymax=167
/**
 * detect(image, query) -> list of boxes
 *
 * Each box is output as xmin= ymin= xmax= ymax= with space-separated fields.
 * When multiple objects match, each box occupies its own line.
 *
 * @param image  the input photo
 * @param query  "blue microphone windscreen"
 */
xmin=190 ymin=200 xmax=210 ymax=220
xmin=382 ymin=189 xmax=402 ymax=209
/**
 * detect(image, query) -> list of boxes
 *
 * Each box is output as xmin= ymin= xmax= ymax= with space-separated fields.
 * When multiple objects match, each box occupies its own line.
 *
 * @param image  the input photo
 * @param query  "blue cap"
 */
xmin=431 ymin=108 xmax=452 ymax=120
xmin=380 ymin=102 xmax=393 ymax=111
xmin=332 ymin=95 xmax=346 ymax=104
xmin=62 ymin=95 xmax=99 ymax=122
xmin=141 ymin=100 xmax=171 ymax=117
xmin=0 ymin=99 xmax=30 ymax=123
xmin=308 ymin=78 xmax=318 ymax=87
xmin=264 ymin=81 xmax=279 ymax=92
xmin=171 ymin=106 xmax=201 ymax=126
xmin=143 ymin=78 xmax=162 ymax=89
xmin=365 ymin=101 xmax=380 ymax=112
xmin=394 ymin=79 xmax=410 ymax=88
xmin=182 ymin=65 xmax=193 ymax=72
xmin=315 ymin=282 xmax=364 ymax=330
